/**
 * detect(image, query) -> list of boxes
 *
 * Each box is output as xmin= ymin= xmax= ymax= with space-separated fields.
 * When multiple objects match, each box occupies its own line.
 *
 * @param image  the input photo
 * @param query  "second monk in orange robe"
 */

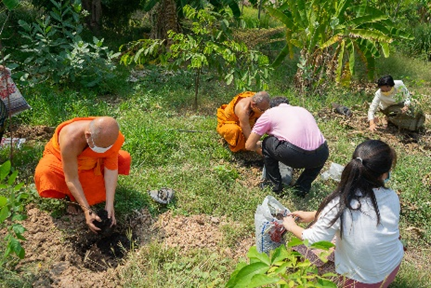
xmin=216 ymin=91 xmax=270 ymax=152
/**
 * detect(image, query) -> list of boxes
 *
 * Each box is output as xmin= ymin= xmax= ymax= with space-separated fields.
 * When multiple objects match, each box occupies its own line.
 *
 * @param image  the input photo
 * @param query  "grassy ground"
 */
xmin=1 ymin=52 xmax=431 ymax=287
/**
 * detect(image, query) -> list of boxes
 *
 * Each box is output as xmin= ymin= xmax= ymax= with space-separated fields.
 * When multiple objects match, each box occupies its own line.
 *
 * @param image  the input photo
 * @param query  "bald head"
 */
xmin=89 ymin=117 xmax=119 ymax=147
xmin=252 ymin=91 xmax=270 ymax=105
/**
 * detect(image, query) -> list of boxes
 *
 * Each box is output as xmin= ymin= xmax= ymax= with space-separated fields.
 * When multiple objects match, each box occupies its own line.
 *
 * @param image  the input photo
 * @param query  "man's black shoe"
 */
xmin=292 ymin=185 xmax=309 ymax=198
xmin=259 ymin=181 xmax=283 ymax=194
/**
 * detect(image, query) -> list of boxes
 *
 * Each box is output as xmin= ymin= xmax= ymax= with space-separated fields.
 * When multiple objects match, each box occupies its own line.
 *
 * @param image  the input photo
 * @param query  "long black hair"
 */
xmin=313 ymin=140 xmax=397 ymax=238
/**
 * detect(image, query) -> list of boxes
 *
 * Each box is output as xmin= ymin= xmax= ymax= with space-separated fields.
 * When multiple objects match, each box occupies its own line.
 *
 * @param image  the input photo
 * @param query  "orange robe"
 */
xmin=216 ymin=91 xmax=260 ymax=152
xmin=34 ymin=117 xmax=131 ymax=206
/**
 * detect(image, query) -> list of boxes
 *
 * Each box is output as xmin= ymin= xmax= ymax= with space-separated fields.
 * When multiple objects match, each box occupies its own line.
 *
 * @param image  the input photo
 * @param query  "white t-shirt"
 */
xmin=302 ymin=187 xmax=404 ymax=284
xmin=368 ymin=80 xmax=410 ymax=121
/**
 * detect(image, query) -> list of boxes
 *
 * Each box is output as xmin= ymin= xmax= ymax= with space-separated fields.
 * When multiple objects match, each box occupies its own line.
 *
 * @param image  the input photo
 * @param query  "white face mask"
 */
xmin=87 ymin=135 xmax=113 ymax=153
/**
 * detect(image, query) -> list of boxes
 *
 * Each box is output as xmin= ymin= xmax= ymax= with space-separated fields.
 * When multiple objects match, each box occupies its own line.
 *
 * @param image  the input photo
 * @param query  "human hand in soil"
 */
xmin=369 ymin=117 xmax=379 ymax=132
xmin=401 ymin=106 xmax=409 ymax=114
xmin=288 ymin=211 xmax=316 ymax=223
xmin=105 ymin=204 xmax=116 ymax=227
xmin=85 ymin=210 xmax=102 ymax=233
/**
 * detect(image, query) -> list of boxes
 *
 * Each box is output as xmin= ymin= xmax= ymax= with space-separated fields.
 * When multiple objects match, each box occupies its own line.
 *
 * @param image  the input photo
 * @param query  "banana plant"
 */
xmin=265 ymin=0 xmax=412 ymax=88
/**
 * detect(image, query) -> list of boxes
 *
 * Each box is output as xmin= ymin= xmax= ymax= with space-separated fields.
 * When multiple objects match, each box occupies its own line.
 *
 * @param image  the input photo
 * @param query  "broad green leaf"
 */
xmin=271 ymin=245 xmax=289 ymax=264
xmin=310 ymin=241 xmax=336 ymax=250
xmin=320 ymin=35 xmax=342 ymax=50
xmin=14 ymin=182 xmax=24 ymax=191
xmin=232 ymin=262 xmax=270 ymax=288
xmin=248 ymin=274 xmax=280 ymax=288
xmin=225 ymin=73 xmax=234 ymax=85
xmin=18 ymin=20 xmax=32 ymax=32
xmin=349 ymin=29 xmax=392 ymax=43
xmin=223 ymin=0 xmax=240 ymax=18
xmin=226 ymin=262 xmax=248 ymax=288
xmin=8 ymin=170 xmax=18 ymax=185
xmin=0 ymin=160 xmax=11 ymax=181
xmin=265 ymin=7 xmax=295 ymax=29
xmin=345 ymin=14 xmax=388 ymax=28
xmin=10 ymin=237 xmax=25 ymax=259
xmin=272 ymin=45 xmax=290 ymax=67
xmin=247 ymin=246 xmax=270 ymax=265
xmin=12 ymin=224 xmax=26 ymax=236
xmin=315 ymin=278 xmax=337 ymax=287
xmin=335 ymin=0 xmax=351 ymax=19
xmin=0 ymin=206 xmax=10 ymax=223
xmin=3 ymin=0 xmax=20 ymax=10
xmin=380 ymin=42 xmax=390 ymax=58
xmin=11 ymin=214 xmax=27 ymax=221
xmin=287 ymin=237 xmax=303 ymax=247
xmin=0 ymin=196 xmax=7 ymax=207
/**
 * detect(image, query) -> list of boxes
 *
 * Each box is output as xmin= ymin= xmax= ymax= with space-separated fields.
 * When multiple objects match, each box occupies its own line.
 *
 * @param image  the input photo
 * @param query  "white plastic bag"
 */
xmin=261 ymin=162 xmax=293 ymax=185
xmin=255 ymin=195 xmax=290 ymax=254
xmin=321 ymin=162 xmax=344 ymax=182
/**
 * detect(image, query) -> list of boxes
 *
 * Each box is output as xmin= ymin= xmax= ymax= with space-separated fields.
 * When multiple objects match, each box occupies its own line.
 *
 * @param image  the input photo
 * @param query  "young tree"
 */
xmin=121 ymin=5 xmax=272 ymax=109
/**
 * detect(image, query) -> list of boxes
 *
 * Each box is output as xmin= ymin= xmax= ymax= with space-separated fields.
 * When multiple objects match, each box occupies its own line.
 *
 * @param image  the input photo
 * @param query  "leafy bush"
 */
xmin=0 ymin=160 xmax=28 ymax=261
xmin=17 ymin=0 xmax=120 ymax=89
xmin=227 ymin=239 xmax=336 ymax=288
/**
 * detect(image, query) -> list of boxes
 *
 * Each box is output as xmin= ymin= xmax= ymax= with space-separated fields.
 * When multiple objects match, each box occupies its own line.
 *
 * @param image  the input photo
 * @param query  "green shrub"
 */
xmin=227 ymin=239 xmax=336 ymax=288
xmin=0 ymin=161 xmax=28 ymax=262
xmin=16 ymin=0 xmax=120 ymax=89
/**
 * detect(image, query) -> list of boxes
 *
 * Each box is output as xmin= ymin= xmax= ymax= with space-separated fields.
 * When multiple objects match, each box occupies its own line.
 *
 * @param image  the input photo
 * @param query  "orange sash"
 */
xmin=216 ymin=91 xmax=260 ymax=152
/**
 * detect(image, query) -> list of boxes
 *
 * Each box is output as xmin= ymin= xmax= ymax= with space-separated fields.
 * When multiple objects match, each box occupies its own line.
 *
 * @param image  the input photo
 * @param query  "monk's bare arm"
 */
xmin=104 ymin=167 xmax=118 ymax=227
xmin=235 ymin=100 xmax=252 ymax=139
xmin=245 ymin=132 xmax=262 ymax=155
xmin=59 ymin=128 xmax=101 ymax=232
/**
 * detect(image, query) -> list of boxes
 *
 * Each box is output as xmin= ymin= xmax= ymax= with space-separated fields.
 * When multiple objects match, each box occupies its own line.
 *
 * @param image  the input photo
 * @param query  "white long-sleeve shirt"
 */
xmin=368 ymin=80 xmax=410 ymax=121
xmin=302 ymin=187 xmax=404 ymax=284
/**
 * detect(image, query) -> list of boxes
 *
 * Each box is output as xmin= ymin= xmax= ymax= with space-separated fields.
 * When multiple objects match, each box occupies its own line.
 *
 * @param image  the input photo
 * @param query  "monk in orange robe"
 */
xmin=216 ymin=91 xmax=270 ymax=152
xmin=34 ymin=116 xmax=131 ymax=233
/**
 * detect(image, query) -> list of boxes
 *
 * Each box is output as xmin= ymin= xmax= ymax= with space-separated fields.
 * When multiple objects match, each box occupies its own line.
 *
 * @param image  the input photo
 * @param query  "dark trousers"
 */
xmin=262 ymin=136 xmax=329 ymax=192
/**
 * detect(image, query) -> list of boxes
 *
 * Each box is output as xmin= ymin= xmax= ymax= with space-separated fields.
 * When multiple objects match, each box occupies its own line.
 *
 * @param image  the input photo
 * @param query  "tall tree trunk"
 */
xmin=150 ymin=0 xmax=181 ymax=42
xmin=82 ymin=0 xmax=102 ymax=34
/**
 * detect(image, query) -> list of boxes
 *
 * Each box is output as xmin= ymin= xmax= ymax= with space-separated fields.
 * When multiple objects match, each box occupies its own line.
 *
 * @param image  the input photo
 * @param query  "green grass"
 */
xmin=1 ymin=51 xmax=431 ymax=287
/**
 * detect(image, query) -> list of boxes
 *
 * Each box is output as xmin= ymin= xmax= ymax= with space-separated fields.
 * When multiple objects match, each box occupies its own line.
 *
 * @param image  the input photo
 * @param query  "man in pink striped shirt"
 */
xmin=245 ymin=97 xmax=328 ymax=196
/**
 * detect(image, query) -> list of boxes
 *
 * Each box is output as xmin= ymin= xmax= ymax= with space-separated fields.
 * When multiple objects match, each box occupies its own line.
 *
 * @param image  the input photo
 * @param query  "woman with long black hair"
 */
xmin=283 ymin=140 xmax=404 ymax=287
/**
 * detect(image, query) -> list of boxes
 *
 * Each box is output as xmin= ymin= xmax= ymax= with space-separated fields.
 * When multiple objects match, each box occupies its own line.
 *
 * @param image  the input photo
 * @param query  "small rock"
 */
xmin=210 ymin=217 xmax=220 ymax=224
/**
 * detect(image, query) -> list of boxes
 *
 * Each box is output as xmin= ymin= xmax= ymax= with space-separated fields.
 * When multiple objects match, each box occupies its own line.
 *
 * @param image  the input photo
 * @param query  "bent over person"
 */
xmin=34 ymin=117 xmax=131 ymax=233
xmin=216 ymin=91 xmax=270 ymax=152
xmin=246 ymin=97 xmax=328 ymax=196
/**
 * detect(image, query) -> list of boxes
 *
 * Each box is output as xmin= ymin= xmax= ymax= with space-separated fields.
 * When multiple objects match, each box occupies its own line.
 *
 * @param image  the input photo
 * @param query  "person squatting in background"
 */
xmin=368 ymin=75 xmax=424 ymax=132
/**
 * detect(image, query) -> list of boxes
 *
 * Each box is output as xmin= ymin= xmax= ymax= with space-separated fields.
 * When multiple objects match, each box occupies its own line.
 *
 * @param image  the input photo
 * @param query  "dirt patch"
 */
xmin=4 ymin=124 xmax=54 ymax=142
xmin=154 ymin=211 xmax=254 ymax=259
xmin=317 ymin=103 xmax=431 ymax=156
xmin=6 ymin=204 xmax=252 ymax=287
xmin=12 ymin=204 xmax=154 ymax=287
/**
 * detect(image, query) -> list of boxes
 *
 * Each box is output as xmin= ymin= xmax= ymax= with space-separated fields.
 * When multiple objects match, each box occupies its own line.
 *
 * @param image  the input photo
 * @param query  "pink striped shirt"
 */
xmin=251 ymin=104 xmax=325 ymax=150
